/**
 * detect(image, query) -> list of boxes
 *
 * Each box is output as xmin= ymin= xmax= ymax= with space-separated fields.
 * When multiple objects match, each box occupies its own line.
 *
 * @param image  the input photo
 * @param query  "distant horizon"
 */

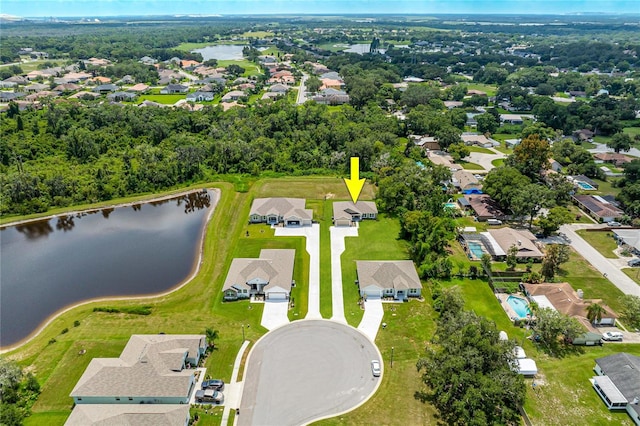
xmin=2 ymin=1 xmax=639 ymax=18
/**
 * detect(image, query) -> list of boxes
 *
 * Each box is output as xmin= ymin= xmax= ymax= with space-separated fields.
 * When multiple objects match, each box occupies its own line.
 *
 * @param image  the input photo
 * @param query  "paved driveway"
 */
xmin=274 ymin=224 xmax=321 ymax=319
xmin=238 ymin=320 xmax=381 ymax=426
xmin=465 ymin=147 xmax=506 ymax=172
xmin=330 ymin=225 xmax=359 ymax=323
xmin=358 ymin=298 xmax=384 ymax=340
xmin=560 ymin=224 xmax=640 ymax=297
xmin=261 ymin=300 xmax=290 ymax=330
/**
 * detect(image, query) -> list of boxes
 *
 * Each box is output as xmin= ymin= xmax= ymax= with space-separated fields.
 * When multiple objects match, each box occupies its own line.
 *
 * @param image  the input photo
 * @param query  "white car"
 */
xmin=371 ymin=360 xmax=381 ymax=377
xmin=602 ymin=331 xmax=623 ymax=342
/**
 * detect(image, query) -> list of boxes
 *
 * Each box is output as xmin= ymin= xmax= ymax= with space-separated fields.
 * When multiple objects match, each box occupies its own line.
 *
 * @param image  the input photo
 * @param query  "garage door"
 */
xmin=267 ymin=292 xmax=288 ymax=301
xmin=286 ymin=220 xmax=300 ymax=226
xmin=362 ymin=287 xmax=382 ymax=299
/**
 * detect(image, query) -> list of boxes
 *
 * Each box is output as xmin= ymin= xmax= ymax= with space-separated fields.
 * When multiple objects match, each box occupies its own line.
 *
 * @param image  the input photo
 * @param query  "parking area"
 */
xmin=238 ymin=320 xmax=381 ymax=426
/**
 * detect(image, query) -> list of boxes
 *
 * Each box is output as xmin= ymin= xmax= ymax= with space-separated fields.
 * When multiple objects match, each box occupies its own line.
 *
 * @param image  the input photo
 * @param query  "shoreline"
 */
xmin=0 ymin=188 xmax=221 ymax=354
xmin=0 ymin=187 xmax=211 ymax=229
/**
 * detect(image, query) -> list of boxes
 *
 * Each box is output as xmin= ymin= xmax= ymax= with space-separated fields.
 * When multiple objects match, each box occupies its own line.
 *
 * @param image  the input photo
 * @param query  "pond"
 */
xmin=191 ymin=44 xmax=270 ymax=61
xmin=0 ymin=189 xmax=218 ymax=348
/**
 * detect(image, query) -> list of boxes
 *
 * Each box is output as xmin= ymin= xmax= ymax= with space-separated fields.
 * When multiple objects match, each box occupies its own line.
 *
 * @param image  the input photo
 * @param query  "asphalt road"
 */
xmin=560 ymin=224 xmax=640 ymax=297
xmin=296 ymin=72 xmax=309 ymax=105
xmin=238 ymin=320 xmax=381 ymax=426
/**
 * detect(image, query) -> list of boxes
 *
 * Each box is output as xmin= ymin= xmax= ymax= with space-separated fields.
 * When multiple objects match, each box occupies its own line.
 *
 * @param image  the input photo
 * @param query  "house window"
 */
xmin=77 ymin=398 xmax=82 ymax=401
xmin=385 ymin=288 xmax=393 ymax=294
xmin=409 ymin=288 xmax=418 ymax=294
xmin=129 ymin=397 xmax=133 ymax=401
xmin=115 ymin=397 xmax=120 ymax=401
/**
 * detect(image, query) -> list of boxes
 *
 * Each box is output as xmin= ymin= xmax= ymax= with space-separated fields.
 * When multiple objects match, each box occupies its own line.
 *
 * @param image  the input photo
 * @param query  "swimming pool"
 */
xmin=507 ymin=295 xmax=531 ymax=319
xmin=468 ymin=242 xmax=486 ymax=258
xmin=577 ymin=181 xmax=596 ymax=190
xmin=443 ymin=202 xmax=457 ymax=209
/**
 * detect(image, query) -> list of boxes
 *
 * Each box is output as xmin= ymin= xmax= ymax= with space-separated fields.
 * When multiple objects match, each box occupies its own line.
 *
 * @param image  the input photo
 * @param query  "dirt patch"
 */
xmin=325 ymin=193 xmax=335 ymax=199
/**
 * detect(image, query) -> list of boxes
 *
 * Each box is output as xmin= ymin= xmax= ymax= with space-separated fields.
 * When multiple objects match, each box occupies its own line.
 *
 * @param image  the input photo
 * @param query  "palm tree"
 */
xmin=586 ymin=303 xmax=606 ymax=325
xmin=205 ymin=328 xmax=219 ymax=349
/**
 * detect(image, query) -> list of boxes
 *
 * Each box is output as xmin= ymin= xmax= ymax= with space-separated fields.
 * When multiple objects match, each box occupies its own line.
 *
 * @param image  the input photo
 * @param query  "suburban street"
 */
xmin=238 ymin=321 xmax=380 ymax=426
xmin=560 ymin=224 xmax=640 ymax=297
xmin=296 ymin=71 xmax=309 ymax=105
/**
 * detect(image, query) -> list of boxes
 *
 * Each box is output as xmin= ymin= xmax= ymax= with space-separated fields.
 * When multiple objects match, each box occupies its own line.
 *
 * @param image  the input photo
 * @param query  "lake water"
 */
xmin=191 ymin=44 xmax=247 ymax=61
xmin=0 ymin=190 xmax=217 ymax=348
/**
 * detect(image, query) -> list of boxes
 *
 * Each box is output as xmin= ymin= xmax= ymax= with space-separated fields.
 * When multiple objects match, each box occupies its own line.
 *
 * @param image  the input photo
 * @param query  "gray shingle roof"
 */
xmin=250 ymin=198 xmax=312 ymax=221
xmin=332 ymin=201 xmax=377 ymax=221
xmin=223 ymin=249 xmax=295 ymax=293
xmin=65 ymin=404 xmax=190 ymax=426
xmin=596 ymin=352 xmax=640 ymax=416
xmin=70 ymin=335 xmax=205 ymax=399
xmin=356 ymin=260 xmax=422 ymax=291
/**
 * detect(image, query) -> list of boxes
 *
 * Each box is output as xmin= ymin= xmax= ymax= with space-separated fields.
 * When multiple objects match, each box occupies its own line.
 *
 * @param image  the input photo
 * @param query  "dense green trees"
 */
xmin=0 ymin=358 xmax=41 ymax=425
xmin=0 ymin=100 xmax=407 ymax=216
xmin=416 ymin=286 xmax=526 ymax=425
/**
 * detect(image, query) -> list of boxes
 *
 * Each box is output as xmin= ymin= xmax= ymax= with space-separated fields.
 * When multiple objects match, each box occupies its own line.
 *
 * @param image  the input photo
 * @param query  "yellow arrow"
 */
xmin=344 ymin=157 xmax=365 ymax=204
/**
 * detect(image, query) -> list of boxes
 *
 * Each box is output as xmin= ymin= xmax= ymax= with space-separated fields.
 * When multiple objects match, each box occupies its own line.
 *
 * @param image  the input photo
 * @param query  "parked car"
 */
xmin=487 ymin=219 xmax=502 ymax=225
xmin=195 ymin=389 xmax=224 ymax=403
xmin=602 ymin=331 xmax=623 ymax=342
xmin=628 ymin=258 xmax=640 ymax=267
xmin=607 ymin=221 xmax=621 ymax=227
xmin=371 ymin=360 xmax=381 ymax=377
xmin=202 ymin=379 xmax=225 ymax=391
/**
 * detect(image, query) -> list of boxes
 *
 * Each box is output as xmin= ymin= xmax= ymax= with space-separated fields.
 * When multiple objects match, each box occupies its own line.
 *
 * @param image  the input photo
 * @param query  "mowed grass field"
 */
xmin=576 ymin=230 xmax=619 ymax=258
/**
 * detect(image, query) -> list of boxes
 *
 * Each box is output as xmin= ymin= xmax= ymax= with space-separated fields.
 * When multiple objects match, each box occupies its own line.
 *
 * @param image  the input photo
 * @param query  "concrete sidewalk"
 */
xmin=357 ymin=298 xmax=384 ymax=340
xmin=274 ymin=224 xmax=322 ymax=319
xmin=329 ymin=225 xmax=359 ymax=323
xmin=221 ymin=340 xmax=250 ymax=426
xmin=560 ymin=224 xmax=640 ymax=297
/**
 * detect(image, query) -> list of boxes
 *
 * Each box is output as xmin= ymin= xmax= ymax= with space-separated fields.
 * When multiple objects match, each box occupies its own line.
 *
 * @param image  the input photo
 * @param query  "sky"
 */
xmin=1 ymin=0 xmax=639 ymax=17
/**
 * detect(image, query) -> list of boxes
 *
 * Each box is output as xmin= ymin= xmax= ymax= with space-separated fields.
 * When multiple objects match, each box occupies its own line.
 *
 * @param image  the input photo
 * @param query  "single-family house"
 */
xmin=320 ymin=78 xmax=345 ymax=90
xmin=268 ymin=83 xmax=289 ymax=93
xmin=594 ymin=152 xmax=633 ymax=167
xmin=139 ymin=56 xmax=157 ymax=65
xmin=91 ymin=76 xmax=112 ymax=84
xmin=312 ymin=88 xmax=350 ymax=105
xmin=461 ymin=133 xmax=498 ymax=148
xmin=522 ymin=282 xmax=616 ymax=328
xmin=221 ymin=90 xmax=246 ymax=103
xmin=500 ymin=114 xmax=524 ymax=125
xmin=487 ymin=227 xmax=543 ymax=260
xmin=572 ymin=194 xmax=624 ymax=223
xmin=505 ymin=139 xmax=521 ymax=148
xmin=92 ymin=84 xmax=118 ymax=93
xmin=107 ymin=92 xmax=137 ymax=102
xmin=249 ymin=198 xmax=313 ymax=227
xmin=186 ymin=91 xmax=214 ymax=102
xmin=444 ymin=101 xmax=463 ymax=109
xmin=160 ymin=84 xmax=188 ymax=94
xmin=427 ymin=152 xmax=463 ymax=172
xmin=127 ymin=83 xmax=150 ymax=93
xmin=54 ymin=83 xmax=80 ymax=92
xmin=223 ymin=249 xmax=295 ymax=301
xmin=453 ymin=170 xmax=482 ymax=192
xmin=65 ymin=404 xmax=190 ymax=426
xmin=569 ymin=90 xmax=587 ymax=98
xmin=0 ymin=80 xmax=18 ymax=88
xmin=549 ymin=158 xmax=563 ymax=173
xmin=24 ymin=83 xmax=49 ymax=93
xmin=70 ymin=334 xmax=206 ymax=405
xmin=261 ymin=92 xmax=283 ymax=100
xmin=593 ymin=353 xmax=640 ymax=425
xmin=332 ymin=201 xmax=378 ymax=227
xmin=355 ymin=260 xmax=422 ymax=300
xmin=613 ymin=229 xmax=640 ymax=255
xmin=571 ymin=175 xmax=599 ymax=189
xmin=320 ymin=71 xmax=341 ymax=80
xmin=0 ymin=92 xmax=26 ymax=102
xmin=4 ymin=75 xmax=29 ymax=85
xmin=463 ymin=194 xmax=506 ymax=221
xmin=410 ymin=135 xmax=441 ymax=150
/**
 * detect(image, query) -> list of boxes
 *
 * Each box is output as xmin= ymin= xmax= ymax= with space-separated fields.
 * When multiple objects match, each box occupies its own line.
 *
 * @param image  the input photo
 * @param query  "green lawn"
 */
xmin=575 ymin=230 xmax=619 ymax=258
xmin=467 ymin=145 xmax=494 ymax=154
xmin=340 ymin=214 xmax=410 ymax=327
xmin=458 ymin=160 xmax=485 ymax=170
xmin=623 ymin=127 xmax=640 ymax=137
xmin=557 ymin=250 xmax=627 ymax=313
xmin=138 ymin=94 xmax=185 ymax=104
xmin=465 ymin=83 xmax=498 ymax=97
xmin=592 ymin=178 xmax=622 ymax=197
xmin=217 ymin=59 xmax=263 ymax=77
xmin=491 ymin=158 xmax=505 ymax=167
xmin=622 ymin=267 xmax=640 ymax=286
